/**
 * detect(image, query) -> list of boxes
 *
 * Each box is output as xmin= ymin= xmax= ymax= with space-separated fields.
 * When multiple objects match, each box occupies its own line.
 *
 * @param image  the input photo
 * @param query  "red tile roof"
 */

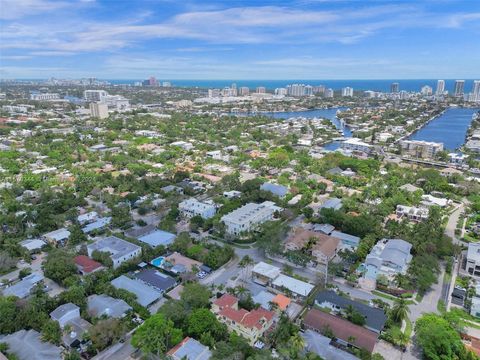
xmin=304 ymin=309 xmax=378 ymax=353
xmin=217 ymin=297 xmax=274 ymax=330
xmin=213 ymin=293 xmax=238 ymax=309
xmin=74 ymin=255 xmax=102 ymax=274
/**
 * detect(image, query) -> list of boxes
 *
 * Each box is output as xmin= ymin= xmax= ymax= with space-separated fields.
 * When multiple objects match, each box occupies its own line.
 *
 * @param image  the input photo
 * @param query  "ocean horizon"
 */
xmin=107 ymin=79 xmax=478 ymax=93
xmin=7 ymin=78 xmax=479 ymax=93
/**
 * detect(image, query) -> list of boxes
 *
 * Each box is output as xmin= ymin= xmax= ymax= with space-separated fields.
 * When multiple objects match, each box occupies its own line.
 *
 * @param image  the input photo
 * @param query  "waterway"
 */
xmin=407 ymin=107 xmax=480 ymax=150
xmin=265 ymin=107 xmax=351 ymax=150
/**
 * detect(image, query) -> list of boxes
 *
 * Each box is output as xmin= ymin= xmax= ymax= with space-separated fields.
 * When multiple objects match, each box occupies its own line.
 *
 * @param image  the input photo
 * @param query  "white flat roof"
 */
xmin=272 ymin=274 xmax=314 ymax=297
xmin=252 ymin=261 xmax=281 ymax=279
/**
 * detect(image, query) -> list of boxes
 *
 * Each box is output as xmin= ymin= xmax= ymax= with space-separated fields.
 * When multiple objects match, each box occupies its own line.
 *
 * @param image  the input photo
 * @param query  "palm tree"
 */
xmin=235 ymin=285 xmax=249 ymax=301
xmin=390 ymin=298 xmax=410 ymax=323
xmin=344 ymin=304 xmax=356 ymax=320
xmin=289 ymin=332 xmax=306 ymax=359
xmin=238 ymin=255 xmax=254 ymax=281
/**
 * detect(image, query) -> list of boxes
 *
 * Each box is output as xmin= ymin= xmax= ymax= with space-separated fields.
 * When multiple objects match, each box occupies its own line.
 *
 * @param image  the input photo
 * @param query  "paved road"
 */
xmin=0 ymin=252 xmax=46 ymax=283
xmin=445 ymin=202 xmax=464 ymax=245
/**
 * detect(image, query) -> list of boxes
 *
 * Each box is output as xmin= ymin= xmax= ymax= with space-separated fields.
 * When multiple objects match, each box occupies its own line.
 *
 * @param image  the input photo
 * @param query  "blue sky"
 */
xmin=0 ymin=0 xmax=479 ymax=79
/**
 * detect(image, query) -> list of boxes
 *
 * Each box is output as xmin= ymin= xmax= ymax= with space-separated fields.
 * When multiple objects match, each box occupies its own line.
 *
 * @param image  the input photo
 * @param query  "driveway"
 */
xmin=445 ymin=202 xmax=464 ymax=245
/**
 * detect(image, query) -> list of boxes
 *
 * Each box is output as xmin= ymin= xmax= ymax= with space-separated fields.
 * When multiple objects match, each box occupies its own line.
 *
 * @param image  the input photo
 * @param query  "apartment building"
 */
xmin=221 ymin=201 xmax=282 ymax=236
xmin=179 ymin=198 xmax=216 ymax=219
xmin=399 ymin=140 xmax=444 ymax=159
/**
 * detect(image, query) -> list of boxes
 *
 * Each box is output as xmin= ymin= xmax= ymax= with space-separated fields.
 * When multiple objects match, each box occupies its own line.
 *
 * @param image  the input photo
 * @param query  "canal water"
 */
xmin=265 ymin=107 xmax=351 ymax=150
xmin=408 ymin=107 xmax=479 ymax=150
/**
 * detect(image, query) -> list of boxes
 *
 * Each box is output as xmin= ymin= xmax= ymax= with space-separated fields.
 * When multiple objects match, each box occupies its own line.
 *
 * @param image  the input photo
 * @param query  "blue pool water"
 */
xmin=151 ymin=256 xmax=165 ymax=268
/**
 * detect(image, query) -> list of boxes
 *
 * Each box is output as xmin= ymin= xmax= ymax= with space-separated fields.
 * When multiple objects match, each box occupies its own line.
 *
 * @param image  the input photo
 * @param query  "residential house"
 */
xmin=252 ymin=262 xmax=281 ymax=286
xmin=396 ymin=205 xmax=429 ymax=222
xmin=363 ymin=239 xmax=413 ymax=283
xmin=50 ymin=303 xmax=92 ymax=349
xmin=284 ymin=228 xmax=340 ymax=265
xmin=466 ymin=243 xmax=480 ymax=279
xmin=330 ymin=230 xmax=361 ymax=250
xmin=2 ymin=272 xmax=44 ymax=299
xmin=260 ymin=182 xmax=289 ymax=199
xmin=19 ymin=238 xmax=46 ymax=253
xmin=137 ymin=229 xmax=176 ymax=248
xmin=179 ymin=198 xmax=217 ymax=220
xmin=111 ymin=275 xmax=162 ymax=307
xmin=82 ymin=217 xmax=111 ymax=234
xmin=315 ymin=290 xmax=387 ymax=333
xmin=167 ymin=337 xmax=212 ymax=360
xmin=87 ymin=236 xmax=141 ymax=268
xmin=320 ymin=198 xmax=343 ymax=211
xmin=212 ymin=294 xmax=274 ymax=345
xmin=271 ymin=274 xmax=314 ymax=300
xmin=0 ymin=329 xmax=62 ymax=360
xmin=135 ymin=269 xmax=176 ymax=293
xmin=87 ymin=294 xmax=132 ymax=319
xmin=42 ymin=228 xmax=70 ymax=246
xmin=74 ymin=255 xmax=103 ymax=275
xmin=421 ymin=194 xmax=451 ymax=208
xmin=302 ymin=329 xmax=360 ymax=360
xmin=303 ymin=309 xmax=378 ymax=353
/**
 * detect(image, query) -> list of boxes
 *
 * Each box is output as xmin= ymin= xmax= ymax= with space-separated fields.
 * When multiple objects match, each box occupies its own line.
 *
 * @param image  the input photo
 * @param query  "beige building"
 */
xmin=399 ymin=140 xmax=443 ymax=159
xmin=89 ymin=102 xmax=109 ymax=119
xmin=285 ymin=228 xmax=340 ymax=265
xmin=212 ymin=294 xmax=274 ymax=345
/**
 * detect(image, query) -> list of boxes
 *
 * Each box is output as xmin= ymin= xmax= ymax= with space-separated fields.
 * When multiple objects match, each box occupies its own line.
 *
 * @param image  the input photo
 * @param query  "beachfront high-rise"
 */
xmin=473 ymin=80 xmax=480 ymax=102
xmin=341 ymin=87 xmax=353 ymax=97
xmin=436 ymin=80 xmax=445 ymax=95
xmin=454 ymin=80 xmax=465 ymax=97
xmin=390 ymin=82 xmax=399 ymax=93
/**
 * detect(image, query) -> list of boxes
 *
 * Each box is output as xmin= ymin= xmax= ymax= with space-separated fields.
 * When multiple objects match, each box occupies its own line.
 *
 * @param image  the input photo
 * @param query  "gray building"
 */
xmin=87 ymin=294 xmax=132 ymax=318
xmin=0 ymin=329 xmax=62 ymax=360
xmin=87 ymin=236 xmax=141 ymax=268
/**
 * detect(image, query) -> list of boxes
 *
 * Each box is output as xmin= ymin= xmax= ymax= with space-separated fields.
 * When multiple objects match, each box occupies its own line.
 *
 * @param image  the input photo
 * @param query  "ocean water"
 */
xmin=108 ymin=79 xmax=478 ymax=93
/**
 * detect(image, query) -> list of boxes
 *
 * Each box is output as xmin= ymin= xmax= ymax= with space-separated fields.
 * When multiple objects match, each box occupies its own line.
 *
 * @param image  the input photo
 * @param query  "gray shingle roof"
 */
xmin=87 ymin=294 xmax=132 ymax=318
xmin=135 ymin=269 xmax=176 ymax=292
xmin=315 ymin=290 xmax=387 ymax=332
xmin=111 ymin=275 xmax=162 ymax=307
xmin=0 ymin=330 xmax=62 ymax=360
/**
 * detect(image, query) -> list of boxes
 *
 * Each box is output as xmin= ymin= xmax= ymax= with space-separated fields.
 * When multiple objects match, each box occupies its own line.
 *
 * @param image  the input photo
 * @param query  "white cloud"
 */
xmin=0 ymin=0 xmax=68 ymax=20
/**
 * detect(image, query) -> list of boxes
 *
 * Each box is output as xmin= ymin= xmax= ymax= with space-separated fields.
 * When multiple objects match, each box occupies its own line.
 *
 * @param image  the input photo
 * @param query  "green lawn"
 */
xmin=372 ymin=290 xmax=415 ymax=305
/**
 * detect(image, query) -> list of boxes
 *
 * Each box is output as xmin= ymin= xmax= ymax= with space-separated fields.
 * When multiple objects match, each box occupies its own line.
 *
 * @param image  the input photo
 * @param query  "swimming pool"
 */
xmin=151 ymin=256 xmax=165 ymax=268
